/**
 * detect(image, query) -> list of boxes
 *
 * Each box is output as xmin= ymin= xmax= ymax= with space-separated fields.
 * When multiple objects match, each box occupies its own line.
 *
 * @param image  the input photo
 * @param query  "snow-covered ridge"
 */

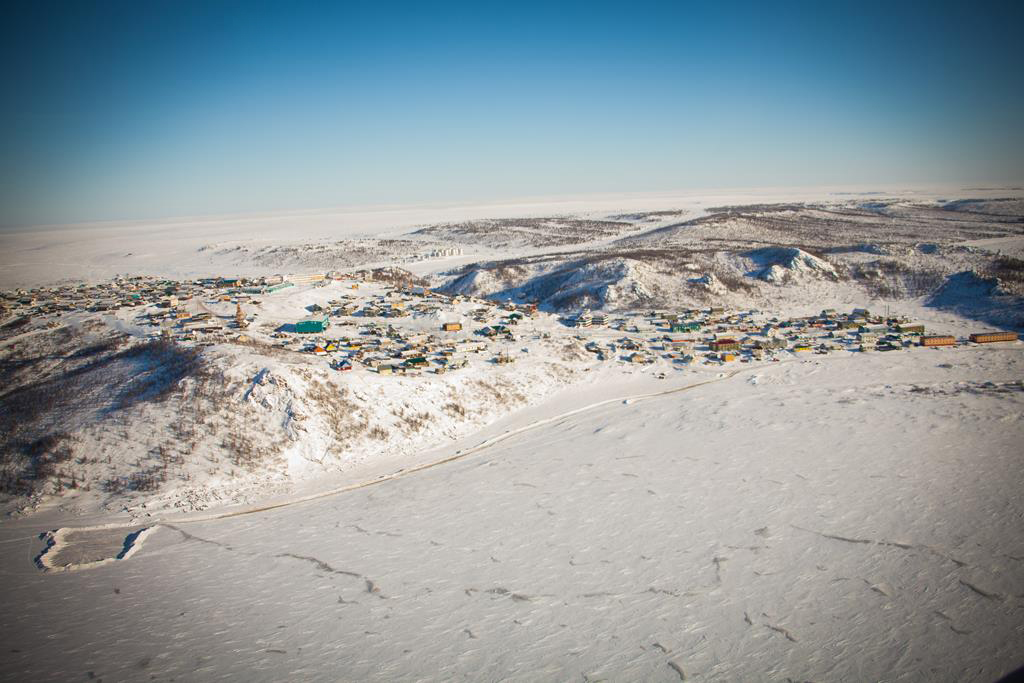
xmin=743 ymin=247 xmax=838 ymax=283
xmin=431 ymin=199 xmax=1024 ymax=324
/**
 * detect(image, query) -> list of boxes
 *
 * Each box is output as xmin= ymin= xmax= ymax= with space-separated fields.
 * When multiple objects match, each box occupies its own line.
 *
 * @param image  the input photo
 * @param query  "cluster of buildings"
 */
xmin=0 ymin=276 xmax=180 ymax=319
xmin=569 ymin=307 xmax=1020 ymax=366
xmin=290 ymin=292 xmax=535 ymax=375
xmin=2 ymin=271 xmax=1019 ymax=373
xmin=0 ymin=276 xmax=224 ymax=343
xmin=310 ymin=330 xmax=493 ymax=375
xmin=0 ymin=272 xmax=359 ymax=344
xmin=0 ymin=271 xmax=375 ymax=319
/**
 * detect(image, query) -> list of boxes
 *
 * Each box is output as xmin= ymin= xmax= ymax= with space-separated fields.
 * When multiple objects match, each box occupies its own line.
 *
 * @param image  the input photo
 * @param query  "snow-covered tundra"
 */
xmin=1 ymin=189 xmax=1022 ymax=681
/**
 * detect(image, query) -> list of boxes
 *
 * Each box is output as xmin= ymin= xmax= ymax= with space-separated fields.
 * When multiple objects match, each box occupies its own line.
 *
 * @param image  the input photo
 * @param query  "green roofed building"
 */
xmin=296 ymin=314 xmax=329 ymax=334
xmin=266 ymin=282 xmax=294 ymax=294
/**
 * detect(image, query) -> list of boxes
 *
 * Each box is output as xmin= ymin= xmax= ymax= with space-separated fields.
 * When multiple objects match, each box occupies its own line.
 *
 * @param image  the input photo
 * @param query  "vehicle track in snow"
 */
xmin=34 ymin=359 xmax=781 ymax=571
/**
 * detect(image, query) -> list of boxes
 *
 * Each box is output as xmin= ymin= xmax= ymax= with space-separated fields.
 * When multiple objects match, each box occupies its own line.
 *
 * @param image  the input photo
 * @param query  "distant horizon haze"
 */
xmin=3 ymin=183 xmax=1020 ymax=237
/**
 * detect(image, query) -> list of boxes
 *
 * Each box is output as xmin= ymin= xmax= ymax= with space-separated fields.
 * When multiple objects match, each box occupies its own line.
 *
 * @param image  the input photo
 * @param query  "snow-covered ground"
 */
xmin=2 ymin=344 xmax=1022 ymax=681
xmin=1 ymin=185 xmax=1016 ymax=289
xmin=2 ymin=188 xmax=1023 ymax=681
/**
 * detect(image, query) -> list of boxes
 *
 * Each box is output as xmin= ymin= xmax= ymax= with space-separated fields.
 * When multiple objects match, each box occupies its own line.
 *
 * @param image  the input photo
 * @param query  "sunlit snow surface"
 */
xmin=2 ymin=348 xmax=1022 ymax=681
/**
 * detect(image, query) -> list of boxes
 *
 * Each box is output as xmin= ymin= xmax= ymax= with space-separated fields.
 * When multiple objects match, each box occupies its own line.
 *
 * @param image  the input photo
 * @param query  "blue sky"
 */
xmin=1 ymin=1 xmax=1022 ymax=227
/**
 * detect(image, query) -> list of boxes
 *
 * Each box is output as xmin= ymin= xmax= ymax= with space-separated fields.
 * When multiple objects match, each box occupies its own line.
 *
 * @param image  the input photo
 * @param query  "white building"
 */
xmin=287 ymin=273 xmax=326 ymax=285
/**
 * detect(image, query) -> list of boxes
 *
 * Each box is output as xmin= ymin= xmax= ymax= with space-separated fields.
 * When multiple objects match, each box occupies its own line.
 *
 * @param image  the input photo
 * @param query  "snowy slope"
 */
xmin=2 ymin=345 xmax=1022 ymax=681
xmin=0 ymin=321 xmax=594 ymax=518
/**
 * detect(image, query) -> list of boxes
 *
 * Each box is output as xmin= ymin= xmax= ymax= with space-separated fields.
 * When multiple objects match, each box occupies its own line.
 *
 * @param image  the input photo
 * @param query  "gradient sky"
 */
xmin=2 ymin=0 xmax=1022 ymax=227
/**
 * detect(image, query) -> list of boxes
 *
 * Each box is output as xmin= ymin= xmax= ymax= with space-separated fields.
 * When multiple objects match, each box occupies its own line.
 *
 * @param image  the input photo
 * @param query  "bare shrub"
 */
xmin=402 ymin=411 xmax=432 ymax=433
xmin=559 ymin=340 xmax=588 ymax=362
xmin=101 ymin=466 xmax=163 ymax=494
xmin=442 ymin=402 xmax=466 ymax=417
xmin=0 ymin=431 xmax=73 ymax=495
xmin=128 ymin=468 xmax=162 ymax=492
xmin=471 ymin=378 xmax=526 ymax=406
xmin=117 ymin=340 xmax=206 ymax=409
xmin=306 ymin=378 xmax=366 ymax=443
xmin=549 ymin=289 xmax=601 ymax=311
xmin=67 ymin=337 xmax=126 ymax=360
xmin=980 ymin=255 xmax=1024 ymax=285
xmin=902 ymin=268 xmax=947 ymax=297
xmin=851 ymin=260 xmax=945 ymax=298
xmin=492 ymin=264 xmax=529 ymax=287
xmin=713 ymin=272 xmax=757 ymax=292
xmin=223 ymin=426 xmax=273 ymax=471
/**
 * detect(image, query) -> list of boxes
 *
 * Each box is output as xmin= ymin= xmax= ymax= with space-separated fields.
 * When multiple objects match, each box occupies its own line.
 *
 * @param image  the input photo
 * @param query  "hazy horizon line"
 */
xmin=4 ymin=181 xmax=1023 ymax=234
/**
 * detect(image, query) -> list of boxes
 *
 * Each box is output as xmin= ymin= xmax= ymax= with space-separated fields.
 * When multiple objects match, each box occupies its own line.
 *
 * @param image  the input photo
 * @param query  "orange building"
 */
xmin=921 ymin=335 xmax=955 ymax=347
xmin=969 ymin=332 xmax=1018 ymax=343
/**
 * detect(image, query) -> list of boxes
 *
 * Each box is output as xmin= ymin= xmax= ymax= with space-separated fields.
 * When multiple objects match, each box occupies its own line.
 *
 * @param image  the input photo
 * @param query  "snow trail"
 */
xmin=34 ymin=361 xmax=773 ymax=571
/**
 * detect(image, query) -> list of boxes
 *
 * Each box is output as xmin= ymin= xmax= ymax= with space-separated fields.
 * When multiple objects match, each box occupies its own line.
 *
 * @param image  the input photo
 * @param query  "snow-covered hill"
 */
xmin=431 ymin=199 xmax=1024 ymax=327
xmin=0 ymin=325 xmax=590 ymax=517
xmin=743 ymin=246 xmax=838 ymax=283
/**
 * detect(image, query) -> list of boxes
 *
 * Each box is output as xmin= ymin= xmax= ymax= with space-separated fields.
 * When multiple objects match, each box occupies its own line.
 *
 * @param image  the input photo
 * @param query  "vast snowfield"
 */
xmin=0 ymin=185 xmax=1015 ymax=289
xmin=1 ymin=188 xmax=1023 ymax=682
xmin=2 ymin=345 xmax=1023 ymax=681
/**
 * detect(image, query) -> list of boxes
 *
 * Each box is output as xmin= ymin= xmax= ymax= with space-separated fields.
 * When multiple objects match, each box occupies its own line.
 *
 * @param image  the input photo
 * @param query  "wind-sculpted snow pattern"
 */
xmin=1 ymin=349 xmax=1022 ymax=681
